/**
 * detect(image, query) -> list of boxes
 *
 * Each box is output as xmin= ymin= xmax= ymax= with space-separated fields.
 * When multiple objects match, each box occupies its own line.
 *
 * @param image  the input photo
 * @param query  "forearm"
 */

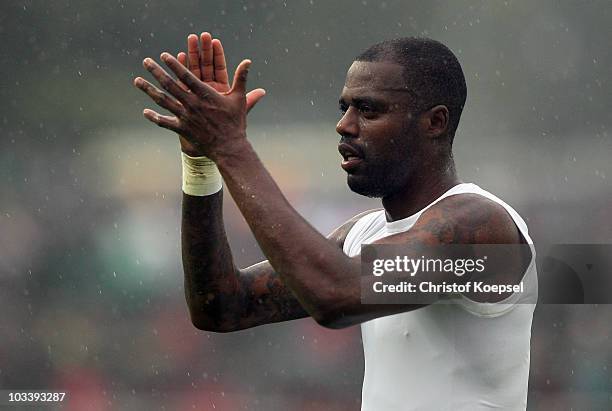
xmin=181 ymin=190 xmax=243 ymax=330
xmin=215 ymin=141 xmax=359 ymax=322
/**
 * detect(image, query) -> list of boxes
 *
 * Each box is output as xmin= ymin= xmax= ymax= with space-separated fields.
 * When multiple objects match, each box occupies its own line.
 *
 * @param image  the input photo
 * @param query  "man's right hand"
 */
xmin=175 ymin=32 xmax=266 ymax=156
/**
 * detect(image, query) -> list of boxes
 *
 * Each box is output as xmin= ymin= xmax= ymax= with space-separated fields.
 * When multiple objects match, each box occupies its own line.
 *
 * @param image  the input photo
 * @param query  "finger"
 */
xmin=200 ymin=32 xmax=214 ymax=81
xmin=178 ymin=52 xmax=187 ymax=68
xmin=160 ymin=52 xmax=217 ymax=99
xmin=230 ymin=59 xmax=252 ymax=95
xmin=177 ymin=52 xmax=189 ymax=91
xmin=212 ymin=39 xmax=229 ymax=85
xmin=143 ymin=109 xmax=182 ymax=133
xmin=187 ymin=34 xmax=202 ymax=80
xmin=246 ymin=88 xmax=266 ymax=113
xmin=176 ymin=52 xmax=190 ymax=140
xmin=134 ymin=77 xmax=185 ymax=115
xmin=143 ymin=57 xmax=190 ymax=103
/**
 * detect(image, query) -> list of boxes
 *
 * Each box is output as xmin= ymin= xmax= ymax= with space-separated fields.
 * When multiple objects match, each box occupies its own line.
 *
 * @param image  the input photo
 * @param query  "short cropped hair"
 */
xmin=356 ymin=37 xmax=467 ymax=142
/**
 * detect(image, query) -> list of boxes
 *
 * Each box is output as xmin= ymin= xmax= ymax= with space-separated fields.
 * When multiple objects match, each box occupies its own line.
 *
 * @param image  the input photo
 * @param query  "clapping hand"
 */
xmin=134 ymin=32 xmax=266 ymax=159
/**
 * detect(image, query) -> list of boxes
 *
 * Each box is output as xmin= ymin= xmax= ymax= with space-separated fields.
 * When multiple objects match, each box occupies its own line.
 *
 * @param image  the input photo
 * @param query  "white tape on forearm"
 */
xmin=181 ymin=152 xmax=222 ymax=196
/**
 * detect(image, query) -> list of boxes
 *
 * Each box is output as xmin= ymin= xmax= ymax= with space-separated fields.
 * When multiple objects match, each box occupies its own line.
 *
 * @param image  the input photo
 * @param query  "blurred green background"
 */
xmin=0 ymin=1 xmax=611 ymax=410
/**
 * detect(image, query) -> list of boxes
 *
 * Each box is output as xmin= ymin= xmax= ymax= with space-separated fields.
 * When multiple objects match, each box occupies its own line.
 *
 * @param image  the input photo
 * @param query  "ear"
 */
xmin=421 ymin=105 xmax=449 ymax=139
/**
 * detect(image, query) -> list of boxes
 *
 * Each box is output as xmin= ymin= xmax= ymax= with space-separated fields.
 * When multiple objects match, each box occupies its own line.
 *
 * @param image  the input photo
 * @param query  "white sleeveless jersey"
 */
xmin=343 ymin=183 xmax=537 ymax=411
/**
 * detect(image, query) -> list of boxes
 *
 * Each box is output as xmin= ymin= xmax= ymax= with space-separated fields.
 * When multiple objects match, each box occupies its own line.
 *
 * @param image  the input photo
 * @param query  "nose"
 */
xmin=336 ymin=107 xmax=359 ymax=138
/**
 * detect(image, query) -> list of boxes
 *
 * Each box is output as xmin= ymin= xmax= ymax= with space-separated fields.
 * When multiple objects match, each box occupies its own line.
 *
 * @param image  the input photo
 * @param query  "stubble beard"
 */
xmin=346 ymin=153 xmax=414 ymax=198
xmin=347 ymin=122 xmax=418 ymax=198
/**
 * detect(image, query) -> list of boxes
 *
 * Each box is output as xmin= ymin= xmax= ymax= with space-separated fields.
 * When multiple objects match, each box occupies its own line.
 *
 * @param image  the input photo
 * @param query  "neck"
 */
xmin=382 ymin=159 xmax=460 ymax=222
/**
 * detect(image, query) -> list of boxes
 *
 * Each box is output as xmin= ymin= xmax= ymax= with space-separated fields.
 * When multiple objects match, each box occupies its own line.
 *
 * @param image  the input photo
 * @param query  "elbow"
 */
xmin=187 ymin=300 xmax=240 ymax=333
xmin=190 ymin=315 xmax=238 ymax=333
xmin=309 ymin=286 xmax=358 ymax=329
xmin=185 ymin=283 xmax=243 ymax=333
xmin=185 ymin=297 xmax=224 ymax=332
xmin=314 ymin=316 xmax=345 ymax=329
xmin=311 ymin=303 xmax=355 ymax=330
xmin=189 ymin=313 xmax=218 ymax=332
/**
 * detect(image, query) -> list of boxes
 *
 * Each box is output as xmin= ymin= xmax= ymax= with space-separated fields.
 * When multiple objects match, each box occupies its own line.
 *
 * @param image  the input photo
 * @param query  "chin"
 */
xmin=347 ymin=175 xmax=388 ymax=198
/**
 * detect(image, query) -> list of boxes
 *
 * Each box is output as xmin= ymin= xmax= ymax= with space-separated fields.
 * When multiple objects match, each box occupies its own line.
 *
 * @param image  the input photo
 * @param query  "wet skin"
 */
xmin=134 ymin=37 xmax=526 ymax=331
xmin=337 ymin=61 xmax=422 ymax=199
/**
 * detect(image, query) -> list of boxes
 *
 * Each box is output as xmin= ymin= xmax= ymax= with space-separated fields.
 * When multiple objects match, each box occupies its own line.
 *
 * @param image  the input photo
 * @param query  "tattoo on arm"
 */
xmin=235 ymin=263 xmax=309 ymax=329
xmin=387 ymin=194 xmax=522 ymax=246
xmin=222 ymin=210 xmax=381 ymax=330
xmin=184 ymin=200 xmax=379 ymax=331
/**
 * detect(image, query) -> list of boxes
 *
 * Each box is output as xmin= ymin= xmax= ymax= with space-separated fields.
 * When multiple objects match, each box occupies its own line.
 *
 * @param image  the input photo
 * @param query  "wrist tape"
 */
xmin=181 ymin=152 xmax=223 ymax=196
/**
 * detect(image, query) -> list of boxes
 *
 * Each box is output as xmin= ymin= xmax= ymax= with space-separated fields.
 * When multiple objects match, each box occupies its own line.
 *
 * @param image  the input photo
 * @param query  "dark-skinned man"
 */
xmin=134 ymin=34 xmax=537 ymax=410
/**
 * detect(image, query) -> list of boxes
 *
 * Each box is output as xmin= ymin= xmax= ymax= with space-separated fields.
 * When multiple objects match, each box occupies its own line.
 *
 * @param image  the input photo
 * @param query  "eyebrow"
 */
xmin=339 ymin=87 xmax=416 ymax=101
xmin=338 ymin=96 xmax=386 ymax=107
xmin=378 ymin=87 xmax=415 ymax=92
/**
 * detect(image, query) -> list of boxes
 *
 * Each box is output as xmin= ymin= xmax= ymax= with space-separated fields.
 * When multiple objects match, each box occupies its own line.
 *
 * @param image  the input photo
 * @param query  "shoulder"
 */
xmin=408 ymin=193 xmax=523 ymax=245
xmin=327 ymin=208 xmax=383 ymax=248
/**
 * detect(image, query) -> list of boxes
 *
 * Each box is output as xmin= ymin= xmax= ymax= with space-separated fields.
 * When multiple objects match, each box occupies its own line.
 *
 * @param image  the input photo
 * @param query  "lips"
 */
xmin=338 ymin=142 xmax=364 ymax=172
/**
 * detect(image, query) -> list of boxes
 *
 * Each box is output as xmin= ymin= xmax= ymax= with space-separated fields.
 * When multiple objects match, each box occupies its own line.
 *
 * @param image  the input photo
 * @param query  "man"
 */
xmin=134 ymin=33 xmax=537 ymax=410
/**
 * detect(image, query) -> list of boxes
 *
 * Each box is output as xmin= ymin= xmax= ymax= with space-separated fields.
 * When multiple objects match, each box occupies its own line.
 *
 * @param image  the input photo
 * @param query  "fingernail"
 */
xmin=144 ymin=109 xmax=157 ymax=120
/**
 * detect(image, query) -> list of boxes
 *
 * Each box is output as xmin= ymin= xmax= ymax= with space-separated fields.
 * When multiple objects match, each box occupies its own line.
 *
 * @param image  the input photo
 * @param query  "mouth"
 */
xmin=341 ymin=156 xmax=363 ymax=171
xmin=338 ymin=142 xmax=364 ymax=172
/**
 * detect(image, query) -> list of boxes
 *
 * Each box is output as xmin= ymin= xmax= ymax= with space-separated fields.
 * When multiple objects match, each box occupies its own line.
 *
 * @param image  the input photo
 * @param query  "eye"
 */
xmin=358 ymin=104 xmax=379 ymax=118
xmin=339 ymin=103 xmax=348 ymax=115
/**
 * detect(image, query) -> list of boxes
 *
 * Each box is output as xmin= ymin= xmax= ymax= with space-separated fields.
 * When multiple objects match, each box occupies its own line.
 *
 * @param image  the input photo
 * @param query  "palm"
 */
xmin=176 ymin=33 xmax=231 ymax=155
xmin=177 ymin=33 xmax=230 ymax=92
xmin=207 ymin=79 xmax=230 ymax=93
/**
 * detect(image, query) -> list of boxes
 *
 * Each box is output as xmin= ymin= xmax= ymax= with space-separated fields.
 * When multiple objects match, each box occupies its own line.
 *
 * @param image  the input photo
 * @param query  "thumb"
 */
xmin=230 ymin=59 xmax=251 ymax=95
xmin=246 ymin=88 xmax=266 ymax=113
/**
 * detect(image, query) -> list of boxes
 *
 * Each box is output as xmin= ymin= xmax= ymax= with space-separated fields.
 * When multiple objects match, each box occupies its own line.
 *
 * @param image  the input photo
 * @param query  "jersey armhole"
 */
xmin=340 ymin=209 xmax=383 ymax=255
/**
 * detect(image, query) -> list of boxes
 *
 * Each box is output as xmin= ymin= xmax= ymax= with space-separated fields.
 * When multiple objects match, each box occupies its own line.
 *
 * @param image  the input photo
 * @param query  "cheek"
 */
xmin=362 ymin=142 xmax=401 ymax=167
xmin=363 ymin=127 xmax=410 ymax=155
xmin=360 ymin=115 xmax=414 ymax=156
